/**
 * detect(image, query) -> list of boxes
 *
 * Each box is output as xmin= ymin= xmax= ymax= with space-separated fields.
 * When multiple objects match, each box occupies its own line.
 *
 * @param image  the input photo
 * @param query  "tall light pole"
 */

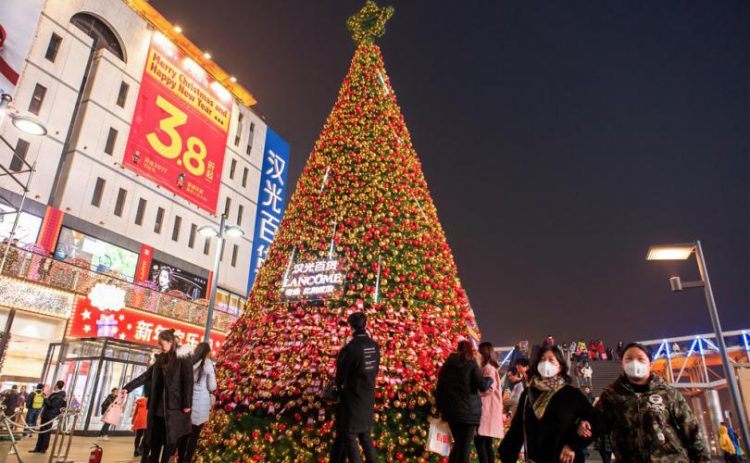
xmin=198 ymin=215 xmax=244 ymax=342
xmin=647 ymin=241 xmax=750 ymax=451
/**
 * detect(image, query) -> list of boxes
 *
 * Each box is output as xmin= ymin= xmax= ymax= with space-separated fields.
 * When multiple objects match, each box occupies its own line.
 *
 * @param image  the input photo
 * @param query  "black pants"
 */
xmin=177 ymin=424 xmax=204 ymax=463
xmin=724 ymin=453 xmax=739 ymax=463
xmin=134 ymin=429 xmax=145 ymax=452
xmin=474 ymin=435 xmax=494 ymax=463
xmin=329 ymin=427 xmax=376 ymax=463
xmin=33 ymin=422 xmax=53 ymax=452
xmin=599 ymin=450 xmax=612 ymax=463
xmin=99 ymin=422 xmax=111 ymax=436
xmin=448 ymin=422 xmax=476 ymax=463
xmin=148 ymin=416 xmax=175 ymax=463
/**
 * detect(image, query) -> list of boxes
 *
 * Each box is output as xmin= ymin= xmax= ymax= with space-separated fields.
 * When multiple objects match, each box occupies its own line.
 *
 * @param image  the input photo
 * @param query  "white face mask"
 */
xmin=537 ymin=360 xmax=560 ymax=379
xmin=623 ymin=360 xmax=650 ymax=379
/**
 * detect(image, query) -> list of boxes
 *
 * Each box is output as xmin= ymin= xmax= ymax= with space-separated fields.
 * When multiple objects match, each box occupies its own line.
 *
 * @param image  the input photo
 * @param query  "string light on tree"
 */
xmin=198 ymin=2 xmax=481 ymax=461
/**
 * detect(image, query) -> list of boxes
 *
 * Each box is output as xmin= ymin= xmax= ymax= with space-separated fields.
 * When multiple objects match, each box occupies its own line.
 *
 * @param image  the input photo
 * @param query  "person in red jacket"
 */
xmin=131 ymin=396 xmax=148 ymax=458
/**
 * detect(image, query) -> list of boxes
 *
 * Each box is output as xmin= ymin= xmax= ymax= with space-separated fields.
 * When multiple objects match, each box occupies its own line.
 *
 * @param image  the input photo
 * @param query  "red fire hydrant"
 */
xmin=89 ymin=444 xmax=103 ymax=463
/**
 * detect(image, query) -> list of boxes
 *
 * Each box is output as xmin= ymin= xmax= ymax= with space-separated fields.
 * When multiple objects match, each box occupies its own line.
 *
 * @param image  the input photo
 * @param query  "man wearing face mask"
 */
xmin=577 ymin=342 xmax=710 ymax=462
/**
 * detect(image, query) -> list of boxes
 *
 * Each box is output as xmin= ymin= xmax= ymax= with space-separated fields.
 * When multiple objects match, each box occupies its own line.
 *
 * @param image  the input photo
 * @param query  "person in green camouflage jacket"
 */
xmin=578 ymin=343 xmax=710 ymax=462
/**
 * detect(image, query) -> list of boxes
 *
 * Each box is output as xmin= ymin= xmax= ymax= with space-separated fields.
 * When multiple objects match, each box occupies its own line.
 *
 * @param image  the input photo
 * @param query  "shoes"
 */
xmin=29 ymin=449 xmax=40 ymax=453
xmin=102 ymin=435 xmax=110 ymax=441
xmin=134 ymin=450 xmax=142 ymax=457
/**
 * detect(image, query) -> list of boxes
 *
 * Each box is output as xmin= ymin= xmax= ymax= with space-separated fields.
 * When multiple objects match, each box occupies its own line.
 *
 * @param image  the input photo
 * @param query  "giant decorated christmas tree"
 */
xmin=200 ymin=2 xmax=481 ymax=461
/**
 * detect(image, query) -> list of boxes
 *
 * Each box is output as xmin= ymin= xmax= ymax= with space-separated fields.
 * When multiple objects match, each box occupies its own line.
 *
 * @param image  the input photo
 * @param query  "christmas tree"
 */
xmin=200 ymin=2 xmax=481 ymax=461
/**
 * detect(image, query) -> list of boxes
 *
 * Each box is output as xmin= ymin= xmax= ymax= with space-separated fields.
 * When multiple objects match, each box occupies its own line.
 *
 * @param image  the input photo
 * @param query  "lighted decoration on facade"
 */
xmin=88 ymin=283 xmax=126 ymax=312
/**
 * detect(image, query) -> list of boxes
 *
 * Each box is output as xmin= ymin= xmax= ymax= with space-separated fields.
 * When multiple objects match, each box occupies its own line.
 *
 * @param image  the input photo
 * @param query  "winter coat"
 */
xmin=40 ymin=390 xmax=66 ymax=422
xmin=596 ymin=374 xmax=710 ymax=462
xmin=435 ymin=354 xmax=491 ymax=425
xmin=477 ymin=363 xmax=504 ymax=438
xmin=1 ymin=390 xmax=18 ymax=417
xmin=191 ymin=359 xmax=217 ymax=426
xmin=720 ymin=425 xmax=736 ymax=454
xmin=499 ymin=384 xmax=598 ymax=463
xmin=334 ymin=330 xmax=380 ymax=433
xmin=124 ymin=345 xmax=193 ymax=446
xmin=131 ymin=397 xmax=148 ymax=431
xmin=100 ymin=393 xmax=117 ymax=416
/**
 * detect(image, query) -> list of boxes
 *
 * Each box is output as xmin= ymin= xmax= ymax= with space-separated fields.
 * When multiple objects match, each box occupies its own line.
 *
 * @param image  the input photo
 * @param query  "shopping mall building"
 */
xmin=0 ymin=0 xmax=289 ymax=432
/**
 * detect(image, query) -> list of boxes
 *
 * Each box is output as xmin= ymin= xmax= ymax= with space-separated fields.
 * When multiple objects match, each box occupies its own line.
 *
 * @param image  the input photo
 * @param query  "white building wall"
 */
xmin=0 ymin=0 xmax=277 ymax=298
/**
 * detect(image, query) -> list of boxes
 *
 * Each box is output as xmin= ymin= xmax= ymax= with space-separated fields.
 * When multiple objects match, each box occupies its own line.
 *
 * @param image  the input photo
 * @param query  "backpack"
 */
xmin=32 ymin=392 xmax=44 ymax=409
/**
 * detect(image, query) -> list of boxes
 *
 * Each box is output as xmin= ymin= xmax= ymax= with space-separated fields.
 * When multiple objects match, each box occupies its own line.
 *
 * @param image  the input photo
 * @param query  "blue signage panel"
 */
xmin=247 ymin=128 xmax=290 ymax=295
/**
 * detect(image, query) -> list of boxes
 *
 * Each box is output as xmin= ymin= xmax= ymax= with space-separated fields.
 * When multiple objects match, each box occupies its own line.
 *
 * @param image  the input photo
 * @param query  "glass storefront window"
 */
xmin=0 ymin=205 xmax=42 ymax=246
xmin=0 ymin=308 xmax=66 ymax=382
xmin=54 ymin=227 xmax=138 ymax=281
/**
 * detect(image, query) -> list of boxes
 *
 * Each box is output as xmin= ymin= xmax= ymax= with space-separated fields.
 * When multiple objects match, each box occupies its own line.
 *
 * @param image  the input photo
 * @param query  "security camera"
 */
xmin=669 ymin=276 xmax=683 ymax=292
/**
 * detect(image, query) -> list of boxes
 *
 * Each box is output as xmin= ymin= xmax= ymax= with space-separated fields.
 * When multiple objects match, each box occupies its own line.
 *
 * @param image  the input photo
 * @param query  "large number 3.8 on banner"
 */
xmin=123 ymin=36 xmax=232 ymax=213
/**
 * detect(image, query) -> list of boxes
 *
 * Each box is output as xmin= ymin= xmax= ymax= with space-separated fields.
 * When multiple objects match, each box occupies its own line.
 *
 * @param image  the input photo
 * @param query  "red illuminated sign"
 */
xmin=69 ymin=298 xmax=225 ymax=351
xmin=123 ymin=34 xmax=232 ymax=213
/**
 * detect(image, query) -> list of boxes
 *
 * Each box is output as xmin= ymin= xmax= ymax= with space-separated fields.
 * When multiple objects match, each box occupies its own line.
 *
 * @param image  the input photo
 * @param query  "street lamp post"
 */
xmin=198 ymin=215 xmax=244 ymax=342
xmin=647 ymin=240 xmax=750 ymax=451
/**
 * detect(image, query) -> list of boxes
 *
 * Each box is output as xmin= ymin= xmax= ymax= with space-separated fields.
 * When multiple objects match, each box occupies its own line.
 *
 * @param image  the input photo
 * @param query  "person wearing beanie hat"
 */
xmin=577 ymin=342 xmax=710 ymax=462
xmin=329 ymin=311 xmax=380 ymax=463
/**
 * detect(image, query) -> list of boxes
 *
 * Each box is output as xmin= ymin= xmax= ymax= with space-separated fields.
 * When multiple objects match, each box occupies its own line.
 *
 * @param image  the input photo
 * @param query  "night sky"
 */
xmin=152 ymin=0 xmax=749 ymax=347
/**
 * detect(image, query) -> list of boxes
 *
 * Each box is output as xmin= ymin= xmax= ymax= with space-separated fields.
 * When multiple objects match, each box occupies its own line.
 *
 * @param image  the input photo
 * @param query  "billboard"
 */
xmin=149 ymin=258 xmax=207 ymax=301
xmin=69 ymin=298 xmax=225 ymax=351
xmin=123 ymin=33 xmax=232 ymax=213
xmin=247 ymin=128 xmax=289 ymax=294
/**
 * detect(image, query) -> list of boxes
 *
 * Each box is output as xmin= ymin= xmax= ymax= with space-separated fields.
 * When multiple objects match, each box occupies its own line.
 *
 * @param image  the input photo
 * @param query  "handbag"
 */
xmin=321 ymin=383 xmax=339 ymax=403
xmin=426 ymin=418 xmax=452 ymax=457
xmin=102 ymin=395 xmax=125 ymax=425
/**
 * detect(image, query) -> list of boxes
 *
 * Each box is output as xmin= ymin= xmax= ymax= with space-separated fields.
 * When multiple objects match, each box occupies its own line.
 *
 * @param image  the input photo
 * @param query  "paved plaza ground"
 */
xmin=8 ymin=435 xmax=139 ymax=463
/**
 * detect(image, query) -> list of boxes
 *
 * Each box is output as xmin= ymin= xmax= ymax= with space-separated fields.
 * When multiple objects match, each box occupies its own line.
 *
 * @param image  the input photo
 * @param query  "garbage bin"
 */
xmin=0 ymin=434 xmax=13 ymax=463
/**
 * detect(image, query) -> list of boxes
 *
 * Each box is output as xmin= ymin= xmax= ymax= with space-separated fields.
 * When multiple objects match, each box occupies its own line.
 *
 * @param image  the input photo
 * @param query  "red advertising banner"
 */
xmin=135 ymin=244 xmax=153 ymax=283
xmin=123 ymin=33 xmax=232 ymax=213
xmin=69 ymin=298 xmax=225 ymax=351
xmin=36 ymin=206 xmax=64 ymax=254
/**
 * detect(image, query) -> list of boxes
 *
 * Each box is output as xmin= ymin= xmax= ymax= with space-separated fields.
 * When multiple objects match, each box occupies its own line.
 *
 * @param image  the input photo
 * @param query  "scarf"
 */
xmin=529 ymin=375 xmax=565 ymax=420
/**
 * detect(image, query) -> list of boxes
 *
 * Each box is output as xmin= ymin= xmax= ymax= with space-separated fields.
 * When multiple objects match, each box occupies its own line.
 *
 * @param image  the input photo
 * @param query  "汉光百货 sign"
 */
xmin=247 ymin=128 xmax=289 ymax=294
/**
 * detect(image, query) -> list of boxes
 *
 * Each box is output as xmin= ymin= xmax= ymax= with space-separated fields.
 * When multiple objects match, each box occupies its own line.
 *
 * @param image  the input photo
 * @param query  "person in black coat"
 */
xmin=435 ymin=340 xmax=492 ymax=463
xmin=329 ymin=311 xmax=381 ymax=463
xmin=30 ymin=380 xmax=66 ymax=454
xmin=124 ymin=329 xmax=193 ymax=463
xmin=499 ymin=345 xmax=599 ymax=463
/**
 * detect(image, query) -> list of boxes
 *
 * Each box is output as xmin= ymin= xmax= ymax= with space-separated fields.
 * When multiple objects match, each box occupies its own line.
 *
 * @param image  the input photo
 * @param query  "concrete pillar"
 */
xmin=706 ymin=389 xmax=724 ymax=448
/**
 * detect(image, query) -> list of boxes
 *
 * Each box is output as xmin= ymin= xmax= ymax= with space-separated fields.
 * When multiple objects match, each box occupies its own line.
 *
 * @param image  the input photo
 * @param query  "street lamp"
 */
xmin=0 ymin=91 xmax=47 ymax=136
xmin=198 ymin=214 xmax=244 ymax=342
xmin=647 ymin=240 xmax=750 ymax=450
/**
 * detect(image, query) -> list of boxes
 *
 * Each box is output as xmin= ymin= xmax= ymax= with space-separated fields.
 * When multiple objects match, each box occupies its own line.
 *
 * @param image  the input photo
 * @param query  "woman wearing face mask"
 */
xmin=124 ymin=329 xmax=194 ymax=463
xmin=499 ymin=345 xmax=598 ymax=463
xmin=578 ymin=343 xmax=710 ymax=462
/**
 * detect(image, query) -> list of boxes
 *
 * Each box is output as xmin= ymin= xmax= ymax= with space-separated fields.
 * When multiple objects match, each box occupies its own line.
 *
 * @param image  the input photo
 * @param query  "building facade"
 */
xmin=0 ymin=0 xmax=288 ymax=431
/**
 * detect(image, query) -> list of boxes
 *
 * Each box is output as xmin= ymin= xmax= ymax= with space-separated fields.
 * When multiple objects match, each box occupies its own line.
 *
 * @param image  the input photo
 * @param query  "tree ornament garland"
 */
xmin=199 ymin=2 xmax=480 ymax=461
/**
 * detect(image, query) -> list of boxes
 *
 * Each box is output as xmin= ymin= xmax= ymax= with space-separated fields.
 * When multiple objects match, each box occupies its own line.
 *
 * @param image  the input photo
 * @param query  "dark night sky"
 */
xmin=151 ymin=0 xmax=749 ymax=346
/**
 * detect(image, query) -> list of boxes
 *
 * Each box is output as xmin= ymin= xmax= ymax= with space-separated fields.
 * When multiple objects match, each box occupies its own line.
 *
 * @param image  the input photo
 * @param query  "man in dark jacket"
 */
xmin=98 ymin=388 xmax=118 ymax=439
xmin=329 ymin=312 xmax=380 ymax=463
xmin=1 ymin=385 xmax=19 ymax=419
xmin=30 ymin=380 xmax=66 ymax=453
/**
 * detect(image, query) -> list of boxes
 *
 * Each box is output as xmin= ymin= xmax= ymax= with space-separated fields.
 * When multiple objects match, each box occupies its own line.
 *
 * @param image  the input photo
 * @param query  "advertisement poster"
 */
xmin=54 ymin=227 xmax=139 ymax=279
xmin=149 ymin=258 xmax=207 ymax=300
xmin=123 ymin=33 xmax=232 ymax=213
xmin=247 ymin=128 xmax=290 ymax=294
xmin=69 ymin=298 xmax=225 ymax=351
xmin=0 ymin=204 xmax=41 ymax=245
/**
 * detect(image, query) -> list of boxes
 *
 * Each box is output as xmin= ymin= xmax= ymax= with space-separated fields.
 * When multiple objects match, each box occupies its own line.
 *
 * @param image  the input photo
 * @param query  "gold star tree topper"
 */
xmin=347 ymin=0 xmax=395 ymax=45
